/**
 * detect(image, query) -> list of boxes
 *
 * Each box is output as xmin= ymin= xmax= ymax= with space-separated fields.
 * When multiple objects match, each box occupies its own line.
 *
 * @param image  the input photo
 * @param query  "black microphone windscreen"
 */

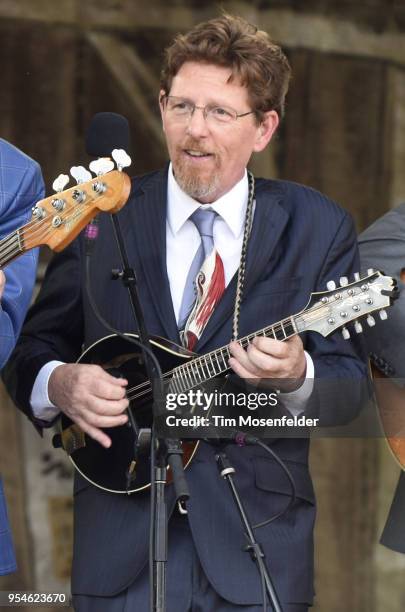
xmin=85 ymin=112 xmax=130 ymax=157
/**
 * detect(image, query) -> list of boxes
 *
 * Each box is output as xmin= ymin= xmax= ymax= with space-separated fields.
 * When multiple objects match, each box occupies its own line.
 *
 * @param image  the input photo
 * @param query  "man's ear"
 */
xmin=159 ymin=90 xmax=167 ymax=128
xmin=253 ymin=110 xmax=279 ymax=153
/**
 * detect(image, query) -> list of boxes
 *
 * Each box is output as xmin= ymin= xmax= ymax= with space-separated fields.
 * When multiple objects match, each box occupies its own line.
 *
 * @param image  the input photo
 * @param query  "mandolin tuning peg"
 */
xmin=52 ymin=174 xmax=70 ymax=193
xmin=112 ymin=149 xmax=131 ymax=171
xmin=339 ymin=276 xmax=348 ymax=286
xmin=326 ymin=280 xmax=336 ymax=291
xmin=70 ymin=166 xmax=92 ymax=184
xmin=367 ymin=315 xmax=375 ymax=327
xmin=341 ymin=326 xmax=350 ymax=340
xmin=367 ymin=268 xmax=375 ymax=276
xmin=354 ymin=321 xmax=363 ymax=334
xmin=353 ymin=272 xmax=360 ymax=281
xmin=379 ymin=309 xmax=388 ymax=320
xmin=89 ymin=158 xmax=115 ymax=176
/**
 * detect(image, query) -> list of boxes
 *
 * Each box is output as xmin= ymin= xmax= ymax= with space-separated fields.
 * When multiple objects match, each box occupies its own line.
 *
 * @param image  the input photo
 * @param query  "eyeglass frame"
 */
xmin=161 ymin=94 xmax=257 ymax=124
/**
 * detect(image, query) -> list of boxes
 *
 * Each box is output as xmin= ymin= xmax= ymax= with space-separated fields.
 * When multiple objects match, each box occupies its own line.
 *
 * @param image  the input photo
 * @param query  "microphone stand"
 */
xmin=109 ymin=213 xmax=189 ymax=612
xmin=215 ymin=450 xmax=284 ymax=612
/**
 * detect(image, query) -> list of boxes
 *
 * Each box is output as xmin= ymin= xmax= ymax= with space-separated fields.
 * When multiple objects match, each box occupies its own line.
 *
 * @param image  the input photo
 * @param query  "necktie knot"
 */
xmin=190 ymin=208 xmax=218 ymax=260
xmin=190 ymin=208 xmax=217 ymax=239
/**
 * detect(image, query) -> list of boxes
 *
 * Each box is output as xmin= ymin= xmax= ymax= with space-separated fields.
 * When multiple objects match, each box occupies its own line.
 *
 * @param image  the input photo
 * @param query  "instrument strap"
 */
xmin=232 ymin=170 xmax=255 ymax=341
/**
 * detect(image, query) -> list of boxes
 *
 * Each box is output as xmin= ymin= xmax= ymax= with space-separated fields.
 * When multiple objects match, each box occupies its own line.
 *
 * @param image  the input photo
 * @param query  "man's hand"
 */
xmin=0 ymin=270 xmax=5 ymax=300
xmin=229 ymin=335 xmax=307 ymax=392
xmin=49 ymin=363 xmax=129 ymax=448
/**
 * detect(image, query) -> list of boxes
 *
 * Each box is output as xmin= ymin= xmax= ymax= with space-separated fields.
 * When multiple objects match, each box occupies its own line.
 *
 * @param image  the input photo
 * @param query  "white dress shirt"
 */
xmin=31 ymin=165 xmax=314 ymax=419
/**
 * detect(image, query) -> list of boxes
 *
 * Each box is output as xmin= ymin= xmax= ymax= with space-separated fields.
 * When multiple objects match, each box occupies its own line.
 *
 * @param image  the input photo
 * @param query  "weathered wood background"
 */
xmin=1 ymin=2 xmax=405 ymax=611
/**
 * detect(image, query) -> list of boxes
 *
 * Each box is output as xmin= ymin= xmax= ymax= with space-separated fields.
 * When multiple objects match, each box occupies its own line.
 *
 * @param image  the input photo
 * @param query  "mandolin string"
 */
xmin=125 ymin=322 xmax=303 ymax=400
xmin=124 ymin=320 xmax=306 ymax=401
xmin=124 ymin=288 xmax=364 ymax=402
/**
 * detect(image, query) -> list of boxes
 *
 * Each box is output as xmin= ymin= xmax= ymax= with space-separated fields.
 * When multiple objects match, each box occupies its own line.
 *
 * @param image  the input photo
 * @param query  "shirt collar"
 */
xmin=167 ymin=163 xmax=248 ymax=238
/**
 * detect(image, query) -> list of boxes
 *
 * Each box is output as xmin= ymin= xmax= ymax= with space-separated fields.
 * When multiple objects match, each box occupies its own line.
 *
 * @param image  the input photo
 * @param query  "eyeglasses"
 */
xmin=162 ymin=95 xmax=255 ymax=125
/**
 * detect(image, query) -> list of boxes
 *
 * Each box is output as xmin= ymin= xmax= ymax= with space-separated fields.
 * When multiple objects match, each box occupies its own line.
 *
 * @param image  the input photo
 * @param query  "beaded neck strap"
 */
xmin=232 ymin=170 xmax=255 ymax=341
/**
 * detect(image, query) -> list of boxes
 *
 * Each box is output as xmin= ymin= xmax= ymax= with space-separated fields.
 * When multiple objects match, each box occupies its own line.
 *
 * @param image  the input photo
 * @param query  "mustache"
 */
xmin=180 ymin=140 xmax=215 ymax=155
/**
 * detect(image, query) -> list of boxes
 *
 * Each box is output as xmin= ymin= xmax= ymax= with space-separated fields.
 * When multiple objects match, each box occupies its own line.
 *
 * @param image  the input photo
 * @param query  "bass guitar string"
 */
xmin=0 ymin=193 xmax=105 ymax=263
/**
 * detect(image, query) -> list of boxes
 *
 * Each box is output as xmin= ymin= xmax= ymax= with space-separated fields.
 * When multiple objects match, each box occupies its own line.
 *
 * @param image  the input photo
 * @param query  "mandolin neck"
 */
xmin=172 ymin=315 xmax=299 ymax=391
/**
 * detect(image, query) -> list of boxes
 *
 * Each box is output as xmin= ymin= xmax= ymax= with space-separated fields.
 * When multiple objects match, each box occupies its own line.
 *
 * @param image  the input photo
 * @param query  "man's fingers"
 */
xmin=74 ymin=401 xmax=130 ymax=448
xmin=85 ymin=395 xmax=129 ymax=417
xmin=251 ymin=335 xmax=303 ymax=357
xmin=229 ymin=341 xmax=260 ymax=375
xmin=252 ymin=336 xmax=288 ymax=358
xmin=92 ymin=378 xmax=129 ymax=402
xmin=84 ymin=364 xmax=128 ymax=388
xmin=75 ymin=416 xmax=112 ymax=449
xmin=247 ymin=343 xmax=283 ymax=373
xmin=228 ymin=357 xmax=259 ymax=380
xmin=230 ymin=351 xmax=282 ymax=379
xmin=97 ymin=366 xmax=128 ymax=387
xmin=230 ymin=341 xmax=281 ymax=376
xmin=82 ymin=407 xmax=128 ymax=429
xmin=64 ymin=391 xmax=129 ymax=420
xmin=229 ymin=338 xmax=304 ymax=380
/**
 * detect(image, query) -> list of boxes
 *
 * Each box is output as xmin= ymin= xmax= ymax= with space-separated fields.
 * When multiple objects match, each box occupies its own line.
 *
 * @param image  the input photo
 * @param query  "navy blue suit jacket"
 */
xmin=0 ymin=138 xmax=44 ymax=575
xmin=3 ymin=168 xmax=367 ymax=603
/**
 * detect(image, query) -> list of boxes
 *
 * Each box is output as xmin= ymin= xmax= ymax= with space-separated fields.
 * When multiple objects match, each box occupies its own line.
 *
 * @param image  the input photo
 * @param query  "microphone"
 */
xmin=84 ymin=113 xmax=131 ymax=255
xmin=85 ymin=112 xmax=130 ymax=158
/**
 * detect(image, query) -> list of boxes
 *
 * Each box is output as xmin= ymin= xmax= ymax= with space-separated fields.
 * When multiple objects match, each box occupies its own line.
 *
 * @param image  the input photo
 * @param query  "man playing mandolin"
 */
xmin=3 ymin=15 xmax=369 ymax=612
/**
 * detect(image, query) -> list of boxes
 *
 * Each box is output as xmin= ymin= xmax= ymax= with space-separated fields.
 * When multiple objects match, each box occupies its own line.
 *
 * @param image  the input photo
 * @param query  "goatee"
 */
xmin=171 ymin=139 xmax=221 ymax=201
xmin=174 ymin=168 xmax=220 ymax=201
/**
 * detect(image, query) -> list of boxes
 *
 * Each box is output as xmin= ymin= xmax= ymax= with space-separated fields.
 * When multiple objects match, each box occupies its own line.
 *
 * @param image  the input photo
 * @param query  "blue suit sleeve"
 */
xmin=0 ymin=158 xmax=44 ymax=368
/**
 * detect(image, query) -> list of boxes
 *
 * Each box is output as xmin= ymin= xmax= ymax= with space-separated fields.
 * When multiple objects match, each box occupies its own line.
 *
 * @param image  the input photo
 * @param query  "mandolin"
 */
xmin=57 ymin=270 xmax=398 ymax=494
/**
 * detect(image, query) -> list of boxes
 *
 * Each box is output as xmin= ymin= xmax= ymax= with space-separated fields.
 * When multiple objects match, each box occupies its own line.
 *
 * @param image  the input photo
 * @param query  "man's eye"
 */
xmin=172 ymin=102 xmax=190 ymax=111
xmin=211 ymin=107 xmax=233 ymax=118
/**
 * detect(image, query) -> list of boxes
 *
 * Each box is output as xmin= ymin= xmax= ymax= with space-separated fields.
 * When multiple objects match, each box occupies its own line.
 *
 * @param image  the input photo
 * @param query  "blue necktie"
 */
xmin=178 ymin=208 xmax=217 ymax=329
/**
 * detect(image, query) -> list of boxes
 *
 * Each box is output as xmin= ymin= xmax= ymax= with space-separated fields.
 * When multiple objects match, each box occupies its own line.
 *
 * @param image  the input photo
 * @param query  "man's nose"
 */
xmin=186 ymin=107 xmax=210 ymax=138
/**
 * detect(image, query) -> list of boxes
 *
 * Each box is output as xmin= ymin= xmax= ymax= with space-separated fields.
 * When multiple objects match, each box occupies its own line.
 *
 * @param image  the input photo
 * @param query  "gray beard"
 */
xmin=174 ymin=168 xmax=221 ymax=202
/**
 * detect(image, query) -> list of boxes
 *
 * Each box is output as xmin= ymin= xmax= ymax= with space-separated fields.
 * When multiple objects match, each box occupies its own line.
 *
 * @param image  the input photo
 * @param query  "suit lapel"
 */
xmin=196 ymin=180 xmax=289 ymax=352
xmin=128 ymin=173 xmax=289 ymax=349
xmin=130 ymin=169 xmax=180 ymax=342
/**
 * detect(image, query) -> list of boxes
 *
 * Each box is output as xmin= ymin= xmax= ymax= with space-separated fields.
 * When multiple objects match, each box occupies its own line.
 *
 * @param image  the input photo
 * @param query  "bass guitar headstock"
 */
xmin=24 ymin=150 xmax=131 ymax=253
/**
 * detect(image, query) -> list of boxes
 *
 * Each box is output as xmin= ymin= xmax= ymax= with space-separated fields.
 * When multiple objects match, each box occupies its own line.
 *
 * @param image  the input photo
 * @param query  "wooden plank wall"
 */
xmin=281 ymin=49 xmax=393 ymax=229
xmin=0 ymin=21 xmax=78 ymax=189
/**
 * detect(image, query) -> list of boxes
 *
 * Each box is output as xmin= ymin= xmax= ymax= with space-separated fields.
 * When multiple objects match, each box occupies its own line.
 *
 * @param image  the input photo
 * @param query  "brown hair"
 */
xmin=160 ymin=13 xmax=291 ymax=121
